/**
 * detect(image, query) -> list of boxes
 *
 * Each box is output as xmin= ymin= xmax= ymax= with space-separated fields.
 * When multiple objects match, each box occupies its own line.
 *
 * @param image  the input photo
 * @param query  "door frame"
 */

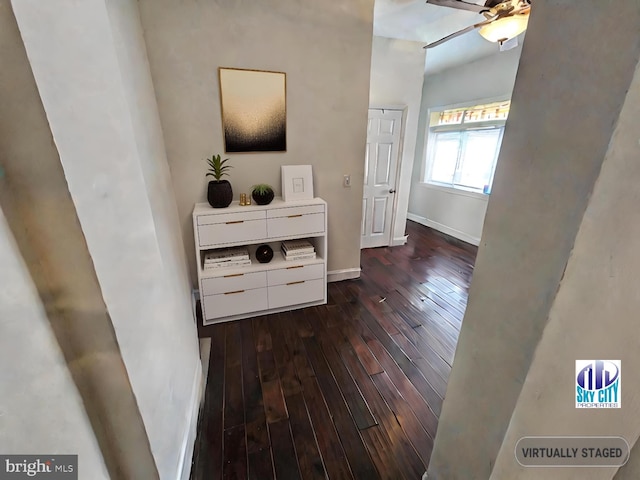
xmin=365 ymin=104 xmax=408 ymax=248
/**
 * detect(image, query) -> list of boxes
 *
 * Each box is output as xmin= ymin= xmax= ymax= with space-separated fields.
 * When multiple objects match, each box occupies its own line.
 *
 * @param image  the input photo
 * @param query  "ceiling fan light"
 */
xmin=479 ymin=14 xmax=529 ymax=43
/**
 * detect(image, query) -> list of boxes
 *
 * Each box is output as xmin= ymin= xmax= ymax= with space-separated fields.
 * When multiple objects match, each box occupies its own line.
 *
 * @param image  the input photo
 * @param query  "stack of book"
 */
xmin=203 ymin=247 xmax=251 ymax=269
xmin=281 ymin=239 xmax=316 ymax=261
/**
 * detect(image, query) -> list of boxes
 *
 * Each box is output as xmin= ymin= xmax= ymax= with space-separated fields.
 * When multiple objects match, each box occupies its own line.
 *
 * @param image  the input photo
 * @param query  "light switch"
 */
xmin=343 ymin=175 xmax=351 ymax=187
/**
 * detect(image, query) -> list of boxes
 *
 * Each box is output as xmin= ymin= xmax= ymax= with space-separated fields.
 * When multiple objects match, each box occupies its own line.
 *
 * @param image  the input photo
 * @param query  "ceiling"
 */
xmin=373 ymin=0 xmax=515 ymax=75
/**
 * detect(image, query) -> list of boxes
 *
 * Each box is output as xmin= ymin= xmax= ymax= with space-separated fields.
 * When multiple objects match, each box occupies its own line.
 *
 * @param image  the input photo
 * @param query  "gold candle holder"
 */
xmin=239 ymin=193 xmax=247 ymax=206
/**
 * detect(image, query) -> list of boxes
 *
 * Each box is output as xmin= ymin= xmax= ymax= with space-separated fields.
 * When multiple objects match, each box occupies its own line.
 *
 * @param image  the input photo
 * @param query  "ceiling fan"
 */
xmin=424 ymin=0 xmax=532 ymax=49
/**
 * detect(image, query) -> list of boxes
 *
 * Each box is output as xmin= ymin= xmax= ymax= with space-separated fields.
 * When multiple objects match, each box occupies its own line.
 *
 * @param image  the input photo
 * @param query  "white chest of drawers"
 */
xmin=193 ymin=198 xmax=328 ymax=325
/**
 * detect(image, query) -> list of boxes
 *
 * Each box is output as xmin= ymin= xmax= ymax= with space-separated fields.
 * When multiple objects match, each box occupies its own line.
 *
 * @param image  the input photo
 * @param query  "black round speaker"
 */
xmin=255 ymin=244 xmax=274 ymax=263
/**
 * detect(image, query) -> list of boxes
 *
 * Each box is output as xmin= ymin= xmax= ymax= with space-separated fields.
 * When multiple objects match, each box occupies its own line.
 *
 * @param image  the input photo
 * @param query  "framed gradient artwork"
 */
xmin=219 ymin=67 xmax=287 ymax=153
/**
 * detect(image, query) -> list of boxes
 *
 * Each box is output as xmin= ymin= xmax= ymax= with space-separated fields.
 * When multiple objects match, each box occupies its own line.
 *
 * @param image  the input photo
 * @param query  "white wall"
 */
xmin=0 ymin=2 xmax=158 ymax=475
xmin=11 ymin=1 xmax=201 ymax=478
xmin=106 ymin=0 xmax=195 ymax=330
xmin=0 ymin=210 xmax=109 ymax=478
xmin=138 ymin=0 xmax=375 ymax=282
xmin=408 ymin=44 xmax=523 ymax=244
xmin=369 ymin=35 xmax=426 ymax=245
xmin=104 ymin=2 xmax=203 ymax=477
xmin=491 ymin=52 xmax=640 ymax=480
xmin=427 ymin=1 xmax=640 ymax=477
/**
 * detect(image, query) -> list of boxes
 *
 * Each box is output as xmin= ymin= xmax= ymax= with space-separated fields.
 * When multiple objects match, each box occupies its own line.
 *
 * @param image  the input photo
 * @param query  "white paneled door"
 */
xmin=361 ymin=108 xmax=402 ymax=248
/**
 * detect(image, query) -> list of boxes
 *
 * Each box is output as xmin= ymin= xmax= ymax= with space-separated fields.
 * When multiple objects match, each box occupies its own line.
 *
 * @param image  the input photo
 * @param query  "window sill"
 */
xmin=419 ymin=182 xmax=490 ymax=201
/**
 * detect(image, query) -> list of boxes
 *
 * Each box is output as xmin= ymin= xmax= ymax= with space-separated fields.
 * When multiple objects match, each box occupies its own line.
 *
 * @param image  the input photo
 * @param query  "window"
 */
xmin=424 ymin=100 xmax=510 ymax=193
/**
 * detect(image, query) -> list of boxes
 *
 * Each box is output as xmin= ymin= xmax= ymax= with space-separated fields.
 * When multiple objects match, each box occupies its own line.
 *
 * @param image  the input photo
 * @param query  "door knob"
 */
xmin=389 ymin=189 xmax=396 ymax=194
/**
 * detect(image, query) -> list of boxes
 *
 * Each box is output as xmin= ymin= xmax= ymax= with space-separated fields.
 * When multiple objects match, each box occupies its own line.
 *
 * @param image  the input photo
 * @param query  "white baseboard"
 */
xmin=406 ymin=213 xmax=480 ymax=246
xmin=199 ymin=337 xmax=212 ymax=393
xmin=178 ymin=360 xmax=204 ymax=480
xmin=191 ymin=288 xmax=200 ymax=323
xmin=391 ymin=235 xmax=408 ymax=246
xmin=327 ymin=268 xmax=361 ymax=282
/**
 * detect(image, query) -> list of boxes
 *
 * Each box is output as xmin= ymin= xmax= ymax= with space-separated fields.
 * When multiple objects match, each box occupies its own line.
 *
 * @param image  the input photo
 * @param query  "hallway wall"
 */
xmin=0 ymin=1 xmax=160 ymax=475
xmin=427 ymin=1 xmax=640 ymax=478
xmin=10 ymin=1 xmax=202 ymax=478
xmin=0 ymin=212 xmax=110 ymax=478
xmin=491 ymin=54 xmax=640 ymax=479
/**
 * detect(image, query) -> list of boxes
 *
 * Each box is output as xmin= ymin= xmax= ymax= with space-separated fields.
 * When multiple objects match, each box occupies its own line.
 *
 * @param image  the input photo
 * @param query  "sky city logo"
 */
xmin=576 ymin=360 xmax=621 ymax=408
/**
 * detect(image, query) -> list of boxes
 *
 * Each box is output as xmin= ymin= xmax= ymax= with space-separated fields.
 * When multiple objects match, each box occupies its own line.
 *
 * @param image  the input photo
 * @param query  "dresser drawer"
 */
xmin=268 ymin=278 xmax=324 ymax=309
xmin=197 ymin=210 xmax=266 ymax=226
xmin=198 ymin=219 xmax=267 ymax=247
xmin=267 ymin=204 xmax=325 ymax=219
xmin=267 ymin=213 xmax=324 ymax=238
xmin=267 ymin=263 xmax=324 ymax=286
xmin=203 ymin=287 xmax=268 ymax=320
xmin=202 ymin=271 xmax=267 ymax=296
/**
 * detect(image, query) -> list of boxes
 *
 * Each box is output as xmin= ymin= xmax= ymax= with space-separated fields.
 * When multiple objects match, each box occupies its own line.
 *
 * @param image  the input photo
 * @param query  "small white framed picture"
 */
xmin=281 ymin=165 xmax=314 ymax=202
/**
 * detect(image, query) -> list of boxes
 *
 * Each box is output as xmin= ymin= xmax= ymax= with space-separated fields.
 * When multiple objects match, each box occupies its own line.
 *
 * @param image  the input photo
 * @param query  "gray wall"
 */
xmin=137 ymin=0 xmax=375 ymax=282
xmin=427 ymin=1 xmax=640 ymax=478
xmin=408 ymin=44 xmax=523 ymax=244
xmin=11 ymin=1 xmax=202 ymax=478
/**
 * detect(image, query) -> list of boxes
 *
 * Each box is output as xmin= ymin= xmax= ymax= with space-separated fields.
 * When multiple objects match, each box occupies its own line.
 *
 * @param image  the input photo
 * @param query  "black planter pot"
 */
xmin=252 ymin=189 xmax=274 ymax=206
xmin=207 ymin=180 xmax=233 ymax=208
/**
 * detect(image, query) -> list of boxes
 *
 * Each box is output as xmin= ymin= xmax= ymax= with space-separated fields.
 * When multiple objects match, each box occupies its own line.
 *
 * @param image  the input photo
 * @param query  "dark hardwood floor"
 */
xmin=192 ymin=220 xmax=478 ymax=480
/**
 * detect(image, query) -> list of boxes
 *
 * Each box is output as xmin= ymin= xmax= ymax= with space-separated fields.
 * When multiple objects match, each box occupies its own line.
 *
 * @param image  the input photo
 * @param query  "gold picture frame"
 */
xmin=219 ymin=67 xmax=287 ymax=153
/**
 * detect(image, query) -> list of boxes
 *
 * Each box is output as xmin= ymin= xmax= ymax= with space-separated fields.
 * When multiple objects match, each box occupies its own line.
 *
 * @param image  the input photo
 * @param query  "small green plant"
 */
xmin=206 ymin=154 xmax=232 ymax=181
xmin=251 ymin=184 xmax=274 ymax=195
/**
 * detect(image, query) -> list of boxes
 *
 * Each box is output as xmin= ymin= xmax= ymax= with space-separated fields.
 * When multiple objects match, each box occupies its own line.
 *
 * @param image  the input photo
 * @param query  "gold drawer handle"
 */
xmin=286 ymin=265 xmax=304 ymax=270
xmin=223 ymin=273 xmax=244 ymax=278
xmin=226 ymin=220 xmax=244 ymax=224
xmin=287 ymin=214 xmax=303 ymax=218
xmin=224 ymin=289 xmax=245 ymax=295
xmin=286 ymin=280 xmax=305 ymax=286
